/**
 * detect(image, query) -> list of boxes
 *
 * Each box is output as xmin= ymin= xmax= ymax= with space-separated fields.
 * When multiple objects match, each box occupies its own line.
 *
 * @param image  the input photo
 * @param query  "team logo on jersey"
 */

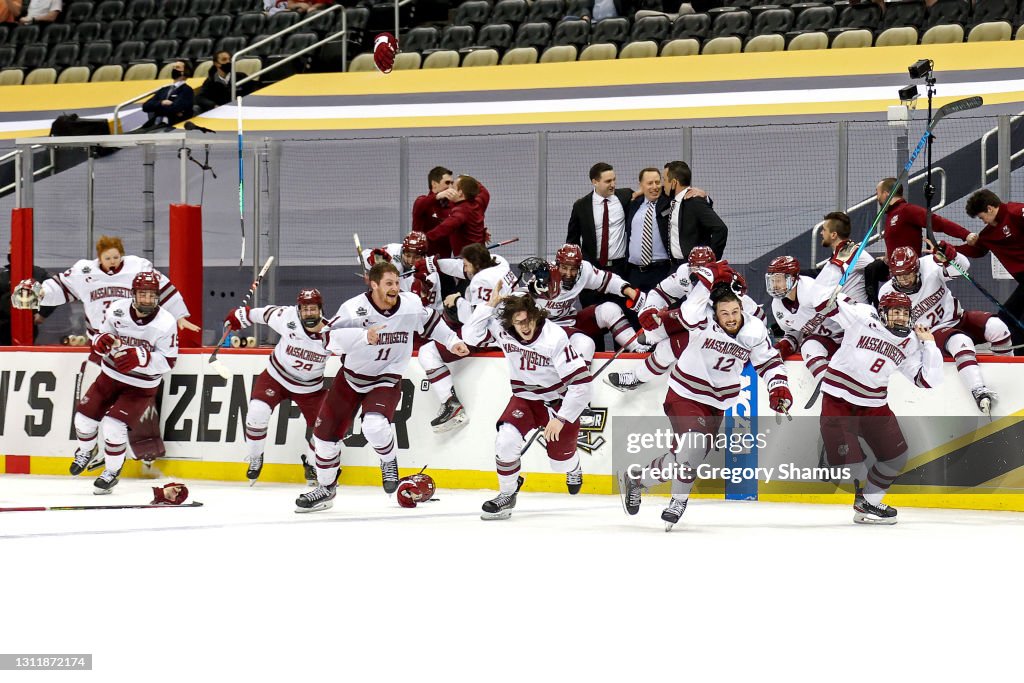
xmin=356 ymin=307 xmax=368 ymax=316
xmin=81 ymin=266 xmax=91 ymax=274
xmin=512 ymin=409 xmax=524 ymax=418
xmin=1005 ymin=225 xmax=1012 ymax=237
xmin=112 ymin=308 xmax=124 ymax=317
xmin=838 ymin=443 xmax=849 ymax=457
xmin=288 ymin=322 xmax=296 ymax=330
xmin=266 ymin=388 xmax=276 ymax=397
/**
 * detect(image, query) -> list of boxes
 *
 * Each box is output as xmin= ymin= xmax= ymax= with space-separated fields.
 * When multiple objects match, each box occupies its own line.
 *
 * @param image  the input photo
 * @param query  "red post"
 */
xmin=168 ymin=204 xmax=203 ymax=348
xmin=10 ymin=208 xmax=34 ymax=346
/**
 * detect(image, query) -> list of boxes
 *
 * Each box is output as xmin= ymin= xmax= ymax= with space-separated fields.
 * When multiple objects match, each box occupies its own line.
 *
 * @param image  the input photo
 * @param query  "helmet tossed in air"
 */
xmin=554 ymin=244 xmax=584 ymax=289
xmin=132 ymin=271 xmax=161 ymax=315
xmin=765 ymin=256 xmax=800 ymax=298
xmin=888 ymin=247 xmax=921 ymax=294
xmin=296 ymin=288 xmax=324 ymax=329
xmin=878 ymin=291 xmax=913 ymax=337
xmin=518 ymin=256 xmax=560 ymax=299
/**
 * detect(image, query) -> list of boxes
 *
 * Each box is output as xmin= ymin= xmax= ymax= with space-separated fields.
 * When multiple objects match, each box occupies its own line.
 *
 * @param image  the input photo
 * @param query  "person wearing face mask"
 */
xmin=0 ymin=246 xmax=54 ymax=345
xmin=140 ymin=60 xmax=195 ymax=130
xmin=223 ymin=288 xmax=333 ymax=486
xmin=194 ymin=51 xmax=250 ymax=115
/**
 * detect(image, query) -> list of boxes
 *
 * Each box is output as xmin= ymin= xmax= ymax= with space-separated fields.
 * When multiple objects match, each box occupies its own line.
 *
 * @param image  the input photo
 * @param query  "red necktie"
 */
xmin=599 ymin=198 xmax=610 ymax=267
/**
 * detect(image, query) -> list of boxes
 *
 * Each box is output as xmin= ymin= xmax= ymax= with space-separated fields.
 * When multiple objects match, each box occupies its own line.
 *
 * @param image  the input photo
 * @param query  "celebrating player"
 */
xmin=818 ymin=292 xmax=943 ymax=524
xmin=879 ymin=245 xmax=1010 ymax=414
xmin=223 ymin=288 xmax=333 ymax=485
xmin=462 ymin=283 xmax=593 ymax=520
xmin=361 ymin=231 xmax=441 ymax=313
xmin=296 ymin=262 xmax=468 ymax=512
xmin=69 ymin=273 xmax=179 ymax=494
xmin=814 ymin=211 xmax=873 ymax=304
xmin=619 ymin=265 xmax=792 ymax=531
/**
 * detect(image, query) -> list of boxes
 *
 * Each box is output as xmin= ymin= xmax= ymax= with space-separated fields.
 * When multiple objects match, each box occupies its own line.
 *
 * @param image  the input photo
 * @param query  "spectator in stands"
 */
xmin=264 ymin=0 xmax=321 ymax=13
xmin=0 ymin=0 xmax=23 ymax=25
xmin=624 ymin=167 xmax=673 ymax=290
xmin=18 ymin=0 xmax=59 ymax=24
xmin=194 ymin=51 xmax=249 ymax=115
xmin=0 ymin=246 xmax=55 ymax=345
xmin=424 ymin=175 xmax=490 ymax=258
xmin=963 ymin=189 xmax=1024 ymax=355
xmin=140 ymin=61 xmax=195 ymax=130
xmin=412 ymin=166 xmax=455 ymax=257
xmin=661 ymin=160 xmax=726 ymax=262
xmin=584 ymin=0 xmax=639 ymax=21
xmin=566 ymin=161 xmax=634 ymax=279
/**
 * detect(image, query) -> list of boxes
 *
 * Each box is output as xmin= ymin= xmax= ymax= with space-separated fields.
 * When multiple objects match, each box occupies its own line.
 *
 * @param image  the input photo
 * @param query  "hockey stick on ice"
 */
xmin=0 ymin=502 xmax=204 ymax=513
xmin=209 ymin=255 xmax=275 ymax=379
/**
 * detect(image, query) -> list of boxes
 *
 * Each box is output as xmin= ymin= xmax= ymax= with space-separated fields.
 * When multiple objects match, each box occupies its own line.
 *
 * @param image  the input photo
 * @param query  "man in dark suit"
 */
xmin=661 ymin=160 xmax=728 ymax=261
xmin=566 ymin=162 xmax=634 ymax=279
xmin=140 ymin=60 xmax=195 ymax=130
xmin=625 ymin=167 xmax=675 ymax=291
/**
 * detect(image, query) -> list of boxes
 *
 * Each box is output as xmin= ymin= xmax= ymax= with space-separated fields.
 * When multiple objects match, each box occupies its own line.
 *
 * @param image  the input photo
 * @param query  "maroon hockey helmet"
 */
xmin=402 ymin=231 xmax=429 ymax=259
xmin=878 ymin=291 xmax=913 ymax=337
xmin=396 ymin=471 xmax=436 ymax=508
xmin=555 ymin=243 xmax=584 ymax=268
xmin=688 ymin=246 xmax=716 ymax=269
xmin=765 ymin=256 xmax=800 ymax=299
xmin=132 ymin=271 xmax=161 ymax=315
xmin=297 ymin=288 xmax=323 ymax=329
xmin=888 ymin=247 xmax=921 ymax=294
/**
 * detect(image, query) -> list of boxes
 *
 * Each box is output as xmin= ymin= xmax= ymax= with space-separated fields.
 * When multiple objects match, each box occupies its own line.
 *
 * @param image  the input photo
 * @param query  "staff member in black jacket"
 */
xmin=565 ymin=162 xmax=634 ymax=279
xmin=195 ymin=51 xmax=250 ymax=115
xmin=140 ymin=60 xmax=194 ymax=129
xmin=661 ymin=160 xmax=728 ymax=261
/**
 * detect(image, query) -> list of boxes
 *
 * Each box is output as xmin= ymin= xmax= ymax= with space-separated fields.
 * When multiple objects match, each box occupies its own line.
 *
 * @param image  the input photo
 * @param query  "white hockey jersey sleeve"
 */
xmin=551 ymin=336 xmax=592 ymax=423
xmin=461 ymin=302 xmax=499 ymax=347
xmin=898 ymin=338 xmax=944 ymax=389
xmin=421 ymin=306 xmax=461 ymax=351
xmin=154 ymin=268 xmax=190 ymax=320
xmin=248 ymin=305 xmax=290 ymax=335
xmin=580 ymin=262 xmax=629 ymax=297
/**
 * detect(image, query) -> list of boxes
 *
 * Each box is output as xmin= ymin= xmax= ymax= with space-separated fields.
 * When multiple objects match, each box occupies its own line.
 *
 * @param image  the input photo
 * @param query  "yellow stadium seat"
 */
xmin=348 ymin=53 xmax=376 ymax=72
xmin=126 ymin=63 xmax=159 ymax=81
xmin=579 ymin=43 xmax=618 ymax=61
xmin=0 ymin=69 xmax=25 ymax=86
xmin=540 ymin=45 xmax=577 ymax=63
xmin=25 ymin=68 xmax=57 ymax=85
xmin=423 ymin=50 xmax=460 ymax=69
xmin=194 ymin=60 xmax=214 ymax=80
xmin=393 ymin=52 xmax=422 ymax=70
xmin=875 ymin=27 xmax=918 ymax=47
xmin=462 ymin=49 xmax=499 ymax=67
xmin=967 ymin=21 xmax=1011 ymax=42
xmin=788 ymin=32 xmax=827 ymax=51
xmin=90 ymin=65 xmax=124 ymax=82
xmin=661 ymin=39 xmax=699 ymax=56
xmin=619 ymin=41 xmax=658 ymax=59
xmin=832 ymin=29 xmax=873 ymax=49
xmin=501 ymin=47 xmax=538 ymax=65
xmin=236 ymin=58 xmax=262 ymax=77
xmin=744 ymin=34 xmax=784 ymax=53
xmin=702 ymin=36 xmax=741 ymax=55
xmin=921 ymin=24 xmax=964 ymax=45
xmin=57 ymin=66 xmax=90 ymax=84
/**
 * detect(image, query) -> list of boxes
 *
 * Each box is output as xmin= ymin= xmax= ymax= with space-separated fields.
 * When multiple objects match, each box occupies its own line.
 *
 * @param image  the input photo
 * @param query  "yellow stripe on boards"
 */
xmin=0 ymin=78 xmax=205 ymax=113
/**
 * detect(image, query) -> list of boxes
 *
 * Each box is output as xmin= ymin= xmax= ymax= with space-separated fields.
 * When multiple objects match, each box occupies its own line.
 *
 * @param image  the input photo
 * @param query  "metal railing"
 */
xmin=980 ymin=110 xmax=1024 ymax=186
xmin=0 ymin=145 xmax=56 ymax=197
xmin=112 ymin=84 xmax=165 ymax=134
xmin=232 ymin=4 xmax=347 ymax=101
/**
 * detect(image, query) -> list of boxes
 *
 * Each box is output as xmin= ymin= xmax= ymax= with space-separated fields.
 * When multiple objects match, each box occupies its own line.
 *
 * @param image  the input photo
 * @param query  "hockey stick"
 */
xmin=237 ymin=96 xmax=245 ymax=267
xmin=354 ymin=233 xmax=368 ymax=280
xmin=209 ymin=255 xmax=275 ymax=379
xmin=924 ymin=249 xmax=1024 ymax=334
xmin=485 ymin=237 xmax=520 ymax=250
xmin=591 ymin=328 xmax=645 ymax=381
xmin=0 ymin=502 xmax=204 ymax=513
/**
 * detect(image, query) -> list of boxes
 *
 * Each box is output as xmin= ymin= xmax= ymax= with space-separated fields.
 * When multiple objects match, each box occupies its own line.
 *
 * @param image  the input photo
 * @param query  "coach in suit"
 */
xmin=140 ymin=60 xmax=195 ymax=130
xmin=625 ymin=167 xmax=675 ymax=290
xmin=566 ymin=162 xmax=635 ymax=279
xmin=661 ymin=160 xmax=728 ymax=261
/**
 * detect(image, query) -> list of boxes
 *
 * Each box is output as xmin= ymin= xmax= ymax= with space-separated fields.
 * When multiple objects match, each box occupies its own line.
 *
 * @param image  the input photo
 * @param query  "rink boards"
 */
xmin=1 ymin=348 xmax=1023 ymax=512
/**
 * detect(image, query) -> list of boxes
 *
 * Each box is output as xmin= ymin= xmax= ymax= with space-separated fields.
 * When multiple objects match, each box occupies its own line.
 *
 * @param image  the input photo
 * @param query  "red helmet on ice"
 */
xmin=402 ymin=231 xmax=429 ymax=260
xmin=555 ymin=244 xmax=583 ymax=290
xmin=878 ymin=291 xmax=913 ymax=337
xmin=688 ymin=246 xmax=716 ymax=269
xmin=297 ymin=288 xmax=324 ymax=329
xmin=765 ymin=256 xmax=800 ymax=298
xmin=888 ymin=247 xmax=921 ymax=294
xmin=132 ymin=271 xmax=161 ymax=315
xmin=396 ymin=471 xmax=436 ymax=508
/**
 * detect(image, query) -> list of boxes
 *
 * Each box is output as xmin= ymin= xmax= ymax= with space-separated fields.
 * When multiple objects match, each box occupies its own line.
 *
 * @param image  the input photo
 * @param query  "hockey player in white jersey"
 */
xmin=818 ymin=292 xmax=943 ymax=524
xmin=69 ymin=272 xmax=179 ymax=494
xmin=224 ymin=288 xmax=333 ymax=486
xmin=462 ymin=283 xmax=593 ymax=520
xmin=767 ymin=255 xmax=847 ymax=384
xmin=879 ymin=244 xmax=1011 ymax=414
xmin=296 ymin=262 xmax=468 ymax=512
xmin=814 ymin=211 xmax=873 ymax=304
xmin=361 ymin=231 xmax=441 ymax=313
xmin=605 ymin=246 xmax=765 ymax=392
xmin=413 ymin=242 xmax=518 ymax=433
xmin=620 ymin=264 xmax=792 ymax=530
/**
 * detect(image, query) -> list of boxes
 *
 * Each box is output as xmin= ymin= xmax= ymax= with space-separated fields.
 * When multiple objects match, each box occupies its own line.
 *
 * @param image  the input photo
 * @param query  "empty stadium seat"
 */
xmin=234 ymin=12 xmax=267 ymax=39
xmin=619 ymin=40 xmax=658 ymax=58
xmin=579 ymin=43 xmax=617 ymax=60
xmin=200 ymin=15 xmax=232 ymax=39
xmin=793 ymin=5 xmax=835 ymax=32
xmin=181 ymin=37 xmax=214 ymax=61
xmin=0 ymin=48 xmax=17 ymax=69
xmin=282 ymin=32 xmax=318 ymax=53
xmin=661 ymin=38 xmax=699 ymax=56
xmin=0 ymin=26 xmax=8 ymax=47
xmin=39 ymin=23 xmax=71 ymax=46
xmin=403 ymin=26 xmax=440 ymax=53
xmin=124 ymin=62 xmax=158 ymax=80
xmin=306 ymin=10 xmax=338 ymax=34
xmin=921 ymin=23 xmax=965 ymax=43
xmin=880 ymin=0 xmax=925 ymax=30
xmin=125 ymin=0 xmax=155 ymax=21
xmin=46 ymin=42 xmax=80 ymax=69
xmin=710 ymin=9 xmax=752 ymax=38
xmin=672 ymin=13 xmax=710 ymax=40
xmin=831 ymin=27 xmax=873 ymax=47
xmin=924 ymin=0 xmax=970 ymax=29
xmin=971 ymin=0 xmax=1016 ymax=26
xmin=441 ymin=25 xmax=476 ymax=51
xmin=134 ymin=18 xmax=167 ymax=43
xmin=478 ymin=23 xmax=515 ymax=52
xmin=552 ymin=18 xmax=590 ymax=49
xmin=423 ymin=50 xmax=460 ymax=69
xmin=0 ymin=68 xmax=25 ymax=86
xmin=348 ymin=52 xmax=376 ymax=72
xmin=491 ymin=0 xmax=530 ymax=27
xmin=1017 ymin=24 xmax=1024 ymax=39
xmin=64 ymin=1 xmax=94 ymax=23
xmin=787 ymin=31 xmax=827 ymax=49
xmin=9 ymin=25 xmax=40 ymax=49
xmin=159 ymin=0 xmax=187 ymax=20
xmin=111 ymin=40 xmax=146 ymax=64
xmin=540 ymin=44 xmax=577 ymax=62
xmin=267 ymin=11 xmax=300 ymax=34
xmin=221 ymin=0 xmax=252 ymax=13
xmin=592 ymin=17 xmax=630 ymax=45
xmin=754 ymin=8 xmax=794 ymax=35
xmin=156 ymin=62 xmax=177 ymax=79
xmin=72 ymin=21 xmax=103 ymax=44
xmin=344 ymin=6 xmax=370 ymax=38
xmin=876 ymin=26 xmax=919 ymax=46
xmin=530 ymin=0 xmax=566 ymax=24
xmin=144 ymin=39 xmax=180 ymax=63
xmin=57 ymin=65 xmax=91 ymax=84
xmin=15 ymin=44 xmax=48 ymax=70
xmin=25 ymin=67 xmax=57 ymax=85
xmin=967 ymin=21 xmax=1011 ymax=41
xmin=188 ymin=0 xmax=221 ymax=19
xmin=835 ymin=1 xmax=881 ymax=31
xmin=745 ymin=33 xmax=785 ymax=51
xmin=566 ymin=0 xmax=593 ymax=16
xmin=80 ymin=41 xmax=114 ymax=69
xmin=702 ymin=35 xmax=741 ymax=53
xmin=514 ymin=22 xmax=552 ymax=51
xmin=216 ymin=35 xmax=247 ymax=54
xmin=105 ymin=20 xmax=136 ymax=45
xmin=90 ymin=64 xmax=124 ymax=81
xmin=454 ymin=0 xmax=492 ymax=28
xmin=632 ymin=15 xmax=671 ymax=42
xmin=95 ymin=0 xmax=126 ymax=23
xmin=501 ymin=46 xmax=538 ymax=64
xmin=459 ymin=48 xmax=499 ymax=66
xmin=393 ymin=52 xmax=423 ymax=69
xmin=247 ymin=35 xmax=282 ymax=58
xmin=166 ymin=17 xmax=199 ymax=42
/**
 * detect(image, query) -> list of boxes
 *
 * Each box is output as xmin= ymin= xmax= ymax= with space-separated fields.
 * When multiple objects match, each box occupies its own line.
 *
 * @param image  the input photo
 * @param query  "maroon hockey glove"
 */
xmin=730 ymin=272 xmax=748 ymax=297
xmin=773 ymin=338 xmax=796 ymax=358
xmin=638 ymin=307 xmax=669 ymax=331
xmin=224 ymin=306 xmax=251 ymax=331
xmin=933 ymin=241 xmax=956 ymax=263
xmin=373 ymin=32 xmax=398 ymax=74
xmin=410 ymin=275 xmax=434 ymax=306
xmin=368 ymin=248 xmax=392 ymax=267
xmin=769 ymin=384 xmax=793 ymax=413
xmin=710 ymin=260 xmax=736 ymax=287
xmin=92 ymin=332 xmax=118 ymax=355
xmin=151 ymin=482 xmax=189 ymax=505
xmin=113 ymin=347 xmax=148 ymax=373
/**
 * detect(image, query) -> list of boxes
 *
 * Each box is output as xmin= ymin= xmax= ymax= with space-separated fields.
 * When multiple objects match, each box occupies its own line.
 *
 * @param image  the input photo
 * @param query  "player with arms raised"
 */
xmin=69 ymin=273 xmax=179 ymax=493
xmin=296 ymin=262 xmax=468 ymax=512
xmin=223 ymin=288 xmax=333 ymax=485
xmin=462 ymin=283 xmax=593 ymax=519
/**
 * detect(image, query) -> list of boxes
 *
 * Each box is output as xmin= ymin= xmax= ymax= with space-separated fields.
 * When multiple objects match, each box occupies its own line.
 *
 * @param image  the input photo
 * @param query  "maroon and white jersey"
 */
xmin=641 ymin=263 xmax=765 ymax=324
xmin=329 ymin=292 xmax=459 ymax=393
xmin=877 ymin=252 xmax=970 ymax=332
xmin=534 ymin=261 xmax=629 ymax=327
xmin=359 ymin=245 xmax=442 ymax=313
xmin=815 ymin=240 xmax=874 ymax=304
xmin=821 ymin=300 xmax=943 ymax=407
xmin=462 ymin=301 xmax=592 ymax=423
xmin=430 ymin=254 xmax=518 ymax=322
xmin=40 ymin=255 xmax=188 ymax=340
xmin=668 ymin=283 xmax=788 ymax=411
xmin=771 ymin=276 xmax=845 ymax=348
xmin=97 ymin=299 xmax=178 ymax=389
xmin=249 ymin=305 xmax=331 ymax=394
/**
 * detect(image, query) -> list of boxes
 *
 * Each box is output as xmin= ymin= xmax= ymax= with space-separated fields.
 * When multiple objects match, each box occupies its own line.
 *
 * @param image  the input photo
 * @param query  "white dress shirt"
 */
xmin=591 ymin=190 xmax=626 ymax=261
xmin=667 ymin=186 xmax=689 ymax=260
